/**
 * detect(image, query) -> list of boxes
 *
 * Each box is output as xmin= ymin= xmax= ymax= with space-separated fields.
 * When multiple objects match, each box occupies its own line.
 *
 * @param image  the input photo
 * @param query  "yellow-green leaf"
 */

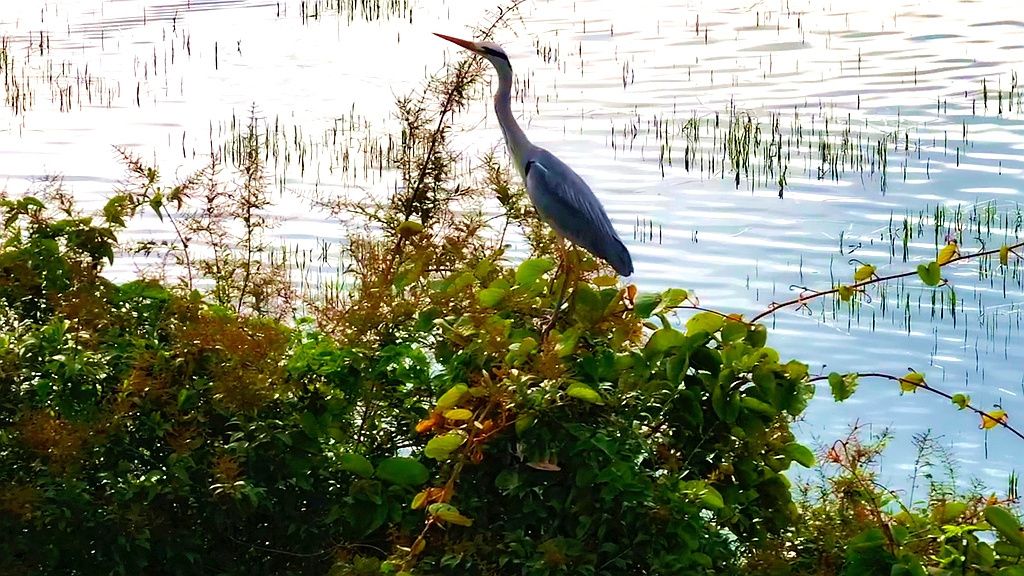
xmin=854 ymin=264 xmax=876 ymax=282
xmin=591 ymin=274 xmax=619 ymax=287
xmin=937 ymin=242 xmax=959 ymax=265
xmin=782 ymin=442 xmax=815 ymax=468
xmin=980 ymin=409 xmax=1008 ymax=430
xmin=917 ymin=262 xmax=941 ymax=286
xmin=900 ymin=372 xmax=925 ymax=393
xmin=999 ymin=244 xmax=1010 ymax=266
xmin=952 ymin=393 xmax=970 ymax=410
xmin=397 ymin=220 xmax=424 ymax=237
xmin=436 ymin=384 xmax=468 ymax=411
xmin=837 ymin=285 xmax=854 ymax=302
xmin=686 ymin=312 xmax=724 ymax=336
xmin=515 ymin=258 xmax=555 ymax=285
xmin=443 ymin=408 xmax=473 ymax=421
xmin=984 ymin=505 xmax=1024 ymax=547
xmin=424 ymin=431 xmax=467 ymax=460
xmin=514 ymin=414 xmax=535 ymax=435
xmin=566 ymin=381 xmax=604 ymax=405
xmin=645 ymin=327 xmax=687 ymax=354
xmin=476 ymin=287 xmax=506 ymax=307
xmin=428 ymin=503 xmax=473 ymax=526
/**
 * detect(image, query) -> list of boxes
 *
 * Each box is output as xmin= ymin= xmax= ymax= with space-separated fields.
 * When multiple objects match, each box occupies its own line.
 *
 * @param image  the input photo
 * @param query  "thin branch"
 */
xmin=808 ymin=372 xmax=1024 ymax=442
xmin=751 ymin=239 xmax=1024 ymax=323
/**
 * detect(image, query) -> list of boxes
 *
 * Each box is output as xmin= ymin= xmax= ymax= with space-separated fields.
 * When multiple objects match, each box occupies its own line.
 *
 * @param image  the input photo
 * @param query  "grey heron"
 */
xmin=434 ymin=33 xmax=634 ymax=277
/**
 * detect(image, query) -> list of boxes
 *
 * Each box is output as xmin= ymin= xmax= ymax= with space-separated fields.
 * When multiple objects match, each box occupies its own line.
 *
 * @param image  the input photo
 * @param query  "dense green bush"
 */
xmin=0 ymin=189 xmax=815 ymax=575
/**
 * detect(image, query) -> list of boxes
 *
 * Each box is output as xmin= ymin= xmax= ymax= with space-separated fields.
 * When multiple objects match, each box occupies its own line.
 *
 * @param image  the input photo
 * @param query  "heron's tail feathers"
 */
xmin=602 ymin=236 xmax=634 ymax=277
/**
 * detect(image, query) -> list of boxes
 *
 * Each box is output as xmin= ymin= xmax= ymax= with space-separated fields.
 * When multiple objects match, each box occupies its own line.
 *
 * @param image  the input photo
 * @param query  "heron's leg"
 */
xmin=544 ymin=240 xmax=575 ymax=335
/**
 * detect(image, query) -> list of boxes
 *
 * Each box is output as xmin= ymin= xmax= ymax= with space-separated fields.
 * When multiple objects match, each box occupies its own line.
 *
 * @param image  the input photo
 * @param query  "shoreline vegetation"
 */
xmin=3 ymin=4 xmax=1024 ymax=576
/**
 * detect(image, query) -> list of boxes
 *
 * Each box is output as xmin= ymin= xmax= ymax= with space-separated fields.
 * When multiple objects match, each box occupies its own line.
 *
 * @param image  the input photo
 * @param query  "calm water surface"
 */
xmin=3 ymin=0 xmax=1024 ymax=493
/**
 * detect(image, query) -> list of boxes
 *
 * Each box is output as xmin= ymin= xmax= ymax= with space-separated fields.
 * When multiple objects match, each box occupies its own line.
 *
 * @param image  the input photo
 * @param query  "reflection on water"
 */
xmin=2 ymin=0 xmax=1024 ymax=491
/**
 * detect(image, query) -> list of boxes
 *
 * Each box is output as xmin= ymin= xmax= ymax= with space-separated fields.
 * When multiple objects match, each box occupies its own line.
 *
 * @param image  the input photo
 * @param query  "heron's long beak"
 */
xmin=434 ymin=33 xmax=482 ymax=54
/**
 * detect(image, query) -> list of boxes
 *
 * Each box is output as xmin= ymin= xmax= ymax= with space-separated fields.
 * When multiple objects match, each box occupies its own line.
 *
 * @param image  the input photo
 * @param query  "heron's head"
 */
xmin=434 ymin=33 xmax=511 ymax=69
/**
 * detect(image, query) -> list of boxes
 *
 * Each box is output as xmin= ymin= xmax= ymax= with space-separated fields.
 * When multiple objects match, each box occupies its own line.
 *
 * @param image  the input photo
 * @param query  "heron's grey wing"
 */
xmin=525 ymin=150 xmax=633 ymax=276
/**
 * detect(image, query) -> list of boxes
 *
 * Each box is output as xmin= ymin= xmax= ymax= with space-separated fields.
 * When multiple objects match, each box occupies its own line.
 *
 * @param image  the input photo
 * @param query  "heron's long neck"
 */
xmin=492 ymin=62 xmax=531 ymax=175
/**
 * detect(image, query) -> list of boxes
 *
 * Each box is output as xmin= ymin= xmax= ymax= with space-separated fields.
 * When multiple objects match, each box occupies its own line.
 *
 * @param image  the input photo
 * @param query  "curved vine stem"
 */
xmin=751 ymin=239 xmax=1024 ymax=324
xmin=808 ymin=372 xmax=1024 ymax=442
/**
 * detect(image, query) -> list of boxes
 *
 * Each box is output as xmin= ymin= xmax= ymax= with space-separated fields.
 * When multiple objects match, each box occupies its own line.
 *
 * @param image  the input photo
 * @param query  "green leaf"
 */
xmin=659 ymin=288 xmax=689 ymax=309
xmin=740 ymin=396 xmax=777 ymax=416
xmin=299 ymin=412 xmax=320 ymax=438
xmin=424 ymin=432 xmax=467 ymax=461
xmin=681 ymin=480 xmax=724 ymax=509
xmin=916 ymin=261 xmax=941 ymax=286
xmin=555 ymin=325 xmax=582 ymax=358
xmin=951 ymin=393 xmax=970 ymax=410
xmin=436 ymin=384 xmax=468 ymax=411
xmin=782 ymin=442 xmax=815 ymax=468
xmin=745 ymin=324 xmax=768 ymax=348
xmin=634 ymin=293 xmax=661 ymax=318
xmin=828 ymin=372 xmax=859 ymax=402
xmin=566 ymin=381 xmax=604 ymax=405
xmin=375 ymin=457 xmax=429 ymax=486
xmin=985 ymin=506 xmax=1024 ymax=547
xmin=476 ymin=287 xmax=506 ymax=307
xmin=339 ymin=454 xmax=375 ymax=478
xmin=686 ymin=312 xmax=724 ymax=336
xmin=645 ymin=327 xmax=687 ymax=355
xmin=931 ymin=501 xmax=968 ymax=524
xmin=721 ymin=319 xmax=747 ymax=342
xmin=515 ymin=258 xmax=555 ymax=285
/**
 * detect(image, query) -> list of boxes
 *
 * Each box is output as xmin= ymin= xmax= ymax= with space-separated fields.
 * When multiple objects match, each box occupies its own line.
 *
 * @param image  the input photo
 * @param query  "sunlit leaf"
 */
xmin=984 ymin=506 xmax=1024 ymax=547
xmin=686 ymin=312 xmax=724 ymax=336
xmin=1000 ymin=244 xmax=1010 ymax=266
xmin=782 ymin=442 xmax=815 ymax=468
xmin=375 ymin=457 xmax=429 ymax=486
xmin=397 ymin=220 xmax=424 ymax=237
xmin=443 ymin=408 xmax=473 ymax=421
xmin=854 ymin=264 xmax=876 ymax=282
xmin=916 ymin=262 xmax=941 ymax=286
xmin=645 ymin=327 xmax=687 ymax=354
xmin=659 ymin=288 xmax=689 ymax=309
xmin=566 ymin=381 xmax=604 ymax=405
xmin=634 ymin=293 xmax=661 ymax=318
xmin=900 ymin=371 xmax=925 ymax=393
xmin=476 ymin=287 xmax=506 ymax=307
xmin=980 ymin=410 xmax=1008 ymax=430
xmin=436 ymin=384 xmax=468 ymax=411
xmin=951 ymin=393 xmax=970 ymax=410
xmin=937 ymin=242 xmax=959 ymax=265
xmin=591 ymin=274 xmax=618 ymax=287
xmin=828 ymin=372 xmax=859 ymax=402
xmin=428 ymin=503 xmax=473 ymax=526
xmin=556 ymin=325 xmax=582 ymax=358
xmin=424 ymin=431 xmax=467 ymax=460
xmin=681 ymin=480 xmax=724 ymax=509
xmin=411 ymin=491 xmax=428 ymax=510
xmin=515 ymin=257 xmax=555 ymax=285
xmin=837 ymin=285 xmax=854 ymax=302
xmin=339 ymin=454 xmax=374 ymax=478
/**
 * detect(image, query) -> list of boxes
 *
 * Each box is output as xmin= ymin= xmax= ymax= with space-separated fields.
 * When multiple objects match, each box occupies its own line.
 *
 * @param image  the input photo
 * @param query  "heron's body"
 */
xmin=436 ymin=33 xmax=634 ymax=276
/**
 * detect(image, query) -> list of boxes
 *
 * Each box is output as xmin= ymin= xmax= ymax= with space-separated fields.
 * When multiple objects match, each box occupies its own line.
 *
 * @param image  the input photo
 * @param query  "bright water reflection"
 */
xmin=2 ymin=0 xmax=1024 ymax=493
